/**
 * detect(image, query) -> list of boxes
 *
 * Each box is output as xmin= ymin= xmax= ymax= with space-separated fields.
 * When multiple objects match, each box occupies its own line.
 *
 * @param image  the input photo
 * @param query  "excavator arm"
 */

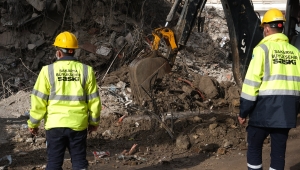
xmin=221 ymin=0 xmax=263 ymax=87
xmin=168 ymin=0 xmax=263 ymax=87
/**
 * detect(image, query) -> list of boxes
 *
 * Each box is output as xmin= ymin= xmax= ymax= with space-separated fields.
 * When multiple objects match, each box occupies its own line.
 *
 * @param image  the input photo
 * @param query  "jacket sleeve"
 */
xmin=86 ymin=67 xmax=101 ymax=126
xmin=27 ymin=66 xmax=50 ymax=128
xmin=239 ymin=46 xmax=265 ymax=118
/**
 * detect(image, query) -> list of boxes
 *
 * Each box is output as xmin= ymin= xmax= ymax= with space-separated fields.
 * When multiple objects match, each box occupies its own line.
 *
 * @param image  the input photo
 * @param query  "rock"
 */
xmin=227 ymin=86 xmax=241 ymax=99
xmin=35 ymin=137 xmax=46 ymax=144
xmin=192 ymin=116 xmax=202 ymax=123
xmin=34 ymin=39 xmax=45 ymax=48
xmin=31 ymin=51 xmax=45 ymax=71
xmin=102 ymin=130 xmax=112 ymax=137
xmin=16 ymin=137 xmax=25 ymax=143
xmin=191 ymin=146 xmax=203 ymax=154
xmin=194 ymin=75 xmax=220 ymax=99
xmin=223 ymin=139 xmax=233 ymax=148
xmin=209 ymin=123 xmax=218 ymax=130
xmin=216 ymin=147 xmax=226 ymax=155
xmin=96 ymin=46 xmax=111 ymax=56
xmin=71 ymin=5 xmax=83 ymax=23
xmin=125 ymin=32 xmax=134 ymax=45
xmin=192 ymin=134 xmax=199 ymax=139
xmin=176 ymin=133 xmax=191 ymax=150
xmin=28 ymin=44 xmax=36 ymax=50
xmin=32 ymin=13 xmax=39 ymax=18
xmin=182 ymin=85 xmax=193 ymax=94
xmin=202 ymin=143 xmax=218 ymax=152
xmin=0 ymin=32 xmax=15 ymax=47
xmin=26 ymin=0 xmax=46 ymax=11
xmin=225 ymin=118 xmax=235 ymax=126
xmin=116 ymin=36 xmax=126 ymax=47
xmin=26 ymin=138 xmax=33 ymax=143
xmin=209 ymin=117 xmax=217 ymax=122
xmin=17 ymin=152 xmax=28 ymax=156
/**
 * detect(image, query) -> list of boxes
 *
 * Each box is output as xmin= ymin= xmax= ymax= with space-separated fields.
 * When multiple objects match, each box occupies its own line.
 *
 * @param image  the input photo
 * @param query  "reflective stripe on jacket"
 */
xmin=28 ymin=56 xmax=101 ymax=131
xmin=240 ymin=33 xmax=300 ymax=128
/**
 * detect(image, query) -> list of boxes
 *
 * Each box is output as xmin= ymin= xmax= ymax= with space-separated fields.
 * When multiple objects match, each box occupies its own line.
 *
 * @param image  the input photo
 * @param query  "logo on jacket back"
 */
xmin=272 ymin=50 xmax=297 ymax=65
xmin=56 ymin=69 xmax=80 ymax=81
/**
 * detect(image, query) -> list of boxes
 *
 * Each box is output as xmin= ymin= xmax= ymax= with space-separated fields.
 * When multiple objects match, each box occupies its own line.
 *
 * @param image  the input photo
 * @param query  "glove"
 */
xmin=88 ymin=125 xmax=98 ymax=134
xmin=29 ymin=127 xmax=39 ymax=136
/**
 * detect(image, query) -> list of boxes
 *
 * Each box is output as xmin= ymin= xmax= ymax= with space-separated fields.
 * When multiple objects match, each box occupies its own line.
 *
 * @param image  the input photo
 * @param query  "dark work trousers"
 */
xmin=246 ymin=125 xmax=290 ymax=170
xmin=46 ymin=128 xmax=88 ymax=170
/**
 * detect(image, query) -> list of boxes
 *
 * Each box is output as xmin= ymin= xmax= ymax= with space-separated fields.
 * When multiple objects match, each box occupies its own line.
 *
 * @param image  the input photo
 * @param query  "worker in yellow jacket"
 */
xmin=27 ymin=31 xmax=101 ymax=170
xmin=238 ymin=8 xmax=300 ymax=170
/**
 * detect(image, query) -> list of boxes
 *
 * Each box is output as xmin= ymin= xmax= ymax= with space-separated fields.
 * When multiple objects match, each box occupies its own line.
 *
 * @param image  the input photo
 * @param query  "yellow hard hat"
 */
xmin=53 ymin=31 xmax=78 ymax=49
xmin=261 ymin=8 xmax=286 ymax=26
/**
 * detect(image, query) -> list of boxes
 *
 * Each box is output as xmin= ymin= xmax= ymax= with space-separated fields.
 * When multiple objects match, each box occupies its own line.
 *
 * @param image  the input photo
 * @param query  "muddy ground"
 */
xmin=0 ymin=91 xmax=246 ymax=170
xmin=0 ymin=0 xmax=300 ymax=170
xmin=1 ymin=92 xmax=300 ymax=170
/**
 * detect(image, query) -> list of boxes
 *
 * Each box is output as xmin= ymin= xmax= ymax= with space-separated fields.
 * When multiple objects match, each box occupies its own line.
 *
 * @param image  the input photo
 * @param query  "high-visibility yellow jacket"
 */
xmin=28 ymin=56 xmax=101 ymax=131
xmin=240 ymin=33 xmax=300 ymax=128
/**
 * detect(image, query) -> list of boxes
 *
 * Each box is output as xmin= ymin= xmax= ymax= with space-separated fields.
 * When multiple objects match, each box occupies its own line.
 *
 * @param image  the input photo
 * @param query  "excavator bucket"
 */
xmin=128 ymin=0 xmax=204 ymax=105
xmin=129 ymin=27 xmax=177 ymax=105
xmin=129 ymin=51 xmax=171 ymax=105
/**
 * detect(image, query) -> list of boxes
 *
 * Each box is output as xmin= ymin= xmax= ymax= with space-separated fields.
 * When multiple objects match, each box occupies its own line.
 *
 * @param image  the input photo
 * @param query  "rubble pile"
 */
xmin=0 ymin=0 xmax=152 ymax=98
xmin=0 ymin=0 xmax=238 ymax=113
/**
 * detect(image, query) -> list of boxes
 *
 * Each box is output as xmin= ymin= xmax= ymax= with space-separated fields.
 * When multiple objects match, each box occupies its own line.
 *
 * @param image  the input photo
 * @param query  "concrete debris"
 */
xmin=26 ymin=0 xmax=46 ymax=11
xmin=81 ymin=42 xmax=97 ymax=54
xmin=25 ymin=138 xmax=33 ymax=143
xmin=41 ymin=13 xmax=63 ymax=37
xmin=216 ymin=147 xmax=226 ymax=155
xmin=125 ymin=32 xmax=134 ymax=45
xmin=96 ymin=46 xmax=112 ymax=56
xmin=176 ymin=134 xmax=191 ymax=150
xmin=34 ymin=39 xmax=45 ymax=48
xmin=116 ymin=36 xmax=126 ymax=48
xmin=31 ymin=51 xmax=45 ymax=71
xmin=35 ymin=137 xmax=46 ymax=144
xmin=27 ymin=44 xmax=36 ymax=50
xmin=0 ymin=32 xmax=15 ymax=47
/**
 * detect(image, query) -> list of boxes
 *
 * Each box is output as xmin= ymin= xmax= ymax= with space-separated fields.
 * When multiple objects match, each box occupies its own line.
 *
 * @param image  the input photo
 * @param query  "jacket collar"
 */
xmin=57 ymin=56 xmax=78 ymax=61
xmin=258 ymin=33 xmax=289 ymax=45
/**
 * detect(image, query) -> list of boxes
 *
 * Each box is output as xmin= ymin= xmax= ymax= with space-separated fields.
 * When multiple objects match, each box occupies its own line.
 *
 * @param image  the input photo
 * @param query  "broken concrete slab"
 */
xmin=31 ymin=51 xmax=45 ymax=71
xmin=96 ymin=46 xmax=112 ymax=56
xmin=0 ymin=32 xmax=16 ymax=48
xmin=194 ymin=75 xmax=221 ymax=99
xmin=55 ymin=0 xmax=65 ymax=13
xmin=27 ymin=44 xmax=36 ymax=50
xmin=26 ymin=0 xmax=46 ymax=11
xmin=125 ymin=32 xmax=134 ymax=45
xmin=41 ymin=12 xmax=63 ymax=38
xmin=34 ymin=39 xmax=45 ymax=48
xmin=71 ymin=5 xmax=82 ymax=24
xmin=80 ymin=42 xmax=97 ymax=54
